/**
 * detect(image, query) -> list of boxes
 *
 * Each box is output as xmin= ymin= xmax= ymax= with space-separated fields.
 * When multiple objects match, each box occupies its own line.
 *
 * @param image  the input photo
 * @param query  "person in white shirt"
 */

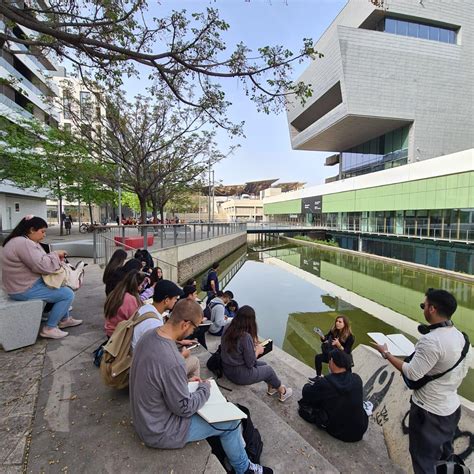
xmin=132 ymin=280 xmax=200 ymax=379
xmin=372 ymin=288 xmax=471 ymax=474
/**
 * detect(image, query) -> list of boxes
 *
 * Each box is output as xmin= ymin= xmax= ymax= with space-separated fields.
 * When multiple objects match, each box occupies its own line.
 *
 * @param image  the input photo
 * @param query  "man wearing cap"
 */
xmin=131 ymin=279 xmax=200 ymax=379
xmin=298 ymin=350 xmax=368 ymax=442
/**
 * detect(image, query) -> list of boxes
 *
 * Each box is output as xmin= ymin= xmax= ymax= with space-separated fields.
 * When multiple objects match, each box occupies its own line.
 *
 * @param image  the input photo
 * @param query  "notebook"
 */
xmin=188 ymin=380 xmax=247 ymax=423
xmin=368 ymin=332 xmax=415 ymax=357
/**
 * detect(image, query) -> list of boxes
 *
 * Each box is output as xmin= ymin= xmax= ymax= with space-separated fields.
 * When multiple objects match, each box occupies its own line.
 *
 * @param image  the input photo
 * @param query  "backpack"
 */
xmin=201 ymin=269 xmax=211 ymax=291
xmin=100 ymin=311 xmax=157 ymax=389
xmin=207 ymin=403 xmax=263 ymax=469
xmin=206 ymin=345 xmax=223 ymax=379
xmin=203 ymin=300 xmax=225 ymax=321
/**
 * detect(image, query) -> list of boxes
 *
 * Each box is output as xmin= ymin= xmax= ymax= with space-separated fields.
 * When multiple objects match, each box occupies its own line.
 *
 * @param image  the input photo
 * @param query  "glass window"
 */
xmin=448 ymin=30 xmax=456 ymax=44
xmin=14 ymin=202 xmax=20 ymax=212
xmin=396 ymin=20 xmax=408 ymax=36
xmin=408 ymin=22 xmax=419 ymax=38
xmin=429 ymin=26 xmax=439 ymax=41
xmin=419 ymin=24 xmax=429 ymax=39
xmin=385 ymin=18 xmax=397 ymax=34
xmin=439 ymin=28 xmax=450 ymax=43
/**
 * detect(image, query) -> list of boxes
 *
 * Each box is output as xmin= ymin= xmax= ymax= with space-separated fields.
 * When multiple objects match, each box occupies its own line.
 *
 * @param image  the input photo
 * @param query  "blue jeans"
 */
xmin=10 ymin=278 xmax=75 ymax=328
xmin=186 ymin=415 xmax=249 ymax=474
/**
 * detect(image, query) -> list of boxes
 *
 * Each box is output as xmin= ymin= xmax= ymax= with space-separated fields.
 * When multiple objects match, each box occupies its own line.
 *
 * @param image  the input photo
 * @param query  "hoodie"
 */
xmin=300 ymin=372 xmax=368 ymax=442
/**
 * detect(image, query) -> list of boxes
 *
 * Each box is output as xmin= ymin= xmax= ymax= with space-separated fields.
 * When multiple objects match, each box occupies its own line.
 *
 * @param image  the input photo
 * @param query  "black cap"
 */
xmin=153 ymin=280 xmax=184 ymax=302
xmin=329 ymin=350 xmax=352 ymax=370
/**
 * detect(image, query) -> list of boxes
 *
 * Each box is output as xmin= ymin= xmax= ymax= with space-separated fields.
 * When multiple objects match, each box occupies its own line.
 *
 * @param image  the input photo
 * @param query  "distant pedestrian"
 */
xmin=64 ymin=215 xmax=72 ymax=235
xmin=116 ymin=216 xmax=120 ymax=225
xmin=206 ymin=261 xmax=220 ymax=302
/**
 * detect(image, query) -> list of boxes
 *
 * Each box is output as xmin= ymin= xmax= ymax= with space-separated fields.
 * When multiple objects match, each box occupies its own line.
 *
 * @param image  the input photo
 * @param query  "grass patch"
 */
xmin=292 ymin=235 xmax=339 ymax=247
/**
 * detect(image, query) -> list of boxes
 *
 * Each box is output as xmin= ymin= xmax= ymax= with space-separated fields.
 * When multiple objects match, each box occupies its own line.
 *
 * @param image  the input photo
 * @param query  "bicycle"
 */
xmin=79 ymin=223 xmax=95 ymax=233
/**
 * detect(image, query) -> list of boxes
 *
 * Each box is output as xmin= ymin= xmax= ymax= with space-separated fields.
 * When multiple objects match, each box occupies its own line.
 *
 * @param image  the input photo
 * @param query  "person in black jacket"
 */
xmin=310 ymin=315 xmax=355 ymax=381
xmin=298 ymin=350 xmax=368 ymax=442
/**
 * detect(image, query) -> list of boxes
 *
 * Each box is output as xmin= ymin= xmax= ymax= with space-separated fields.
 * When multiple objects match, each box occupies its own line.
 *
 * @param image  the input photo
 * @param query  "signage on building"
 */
xmin=302 ymin=196 xmax=322 ymax=214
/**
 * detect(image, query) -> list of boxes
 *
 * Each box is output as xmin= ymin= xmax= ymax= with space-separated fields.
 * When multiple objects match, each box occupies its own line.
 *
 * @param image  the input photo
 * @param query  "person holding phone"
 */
xmin=309 ymin=315 xmax=354 ymax=382
xmin=1 ymin=215 xmax=81 ymax=339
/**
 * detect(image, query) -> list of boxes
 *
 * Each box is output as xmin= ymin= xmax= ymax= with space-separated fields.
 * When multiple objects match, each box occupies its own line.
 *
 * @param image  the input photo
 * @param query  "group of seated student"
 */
xmin=1 ymin=216 xmax=82 ymax=340
xmin=100 ymin=255 xmax=367 ymax=472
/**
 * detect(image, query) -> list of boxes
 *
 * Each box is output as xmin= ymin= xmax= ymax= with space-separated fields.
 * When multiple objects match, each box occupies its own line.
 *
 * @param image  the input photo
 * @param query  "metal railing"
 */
xmin=220 ymin=253 xmax=247 ymax=290
xmin=93 ymin=222 xmax=246 ymax=266
xmin=249 ymin=221 xmax=474 ymax=244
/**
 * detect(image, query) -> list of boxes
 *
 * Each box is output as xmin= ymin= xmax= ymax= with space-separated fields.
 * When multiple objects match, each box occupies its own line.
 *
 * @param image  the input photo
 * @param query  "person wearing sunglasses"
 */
xmin=372 ymin=288 xmax=471 ymax=474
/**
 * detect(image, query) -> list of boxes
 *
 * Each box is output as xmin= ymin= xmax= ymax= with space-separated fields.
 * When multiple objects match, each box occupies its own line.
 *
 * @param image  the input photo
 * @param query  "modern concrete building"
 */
xmin=264 ymin=0 xmax=474 ymax=274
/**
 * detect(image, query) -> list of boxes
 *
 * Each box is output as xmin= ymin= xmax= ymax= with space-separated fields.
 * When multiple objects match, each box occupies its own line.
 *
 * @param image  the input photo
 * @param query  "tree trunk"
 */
xmin=88 ymin=201 xmax=93 ymax=223
xmin=59 ymin=192 xmax=64 ymax=236
xmin=139 ymin=195 xmax=147 ymax=235
xmin=160 ymin=205 xmax=165 ymax=223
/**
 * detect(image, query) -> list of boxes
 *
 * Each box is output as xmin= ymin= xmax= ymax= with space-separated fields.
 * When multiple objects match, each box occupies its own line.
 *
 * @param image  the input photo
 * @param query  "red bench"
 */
xmin=114 ymin=235 xmax=154 ymax=249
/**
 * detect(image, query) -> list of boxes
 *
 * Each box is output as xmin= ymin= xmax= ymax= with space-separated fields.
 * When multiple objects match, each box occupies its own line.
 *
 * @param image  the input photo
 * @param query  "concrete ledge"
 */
xmin=0 ymin=291 xmax=43 ymax=352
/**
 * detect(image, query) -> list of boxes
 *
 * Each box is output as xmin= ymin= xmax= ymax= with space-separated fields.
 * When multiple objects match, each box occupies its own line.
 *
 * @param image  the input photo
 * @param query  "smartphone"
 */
xmin=313 ymin=327 xmax=325 ymax=338
xmin=187 ymin=343 xmax=200 ymax=350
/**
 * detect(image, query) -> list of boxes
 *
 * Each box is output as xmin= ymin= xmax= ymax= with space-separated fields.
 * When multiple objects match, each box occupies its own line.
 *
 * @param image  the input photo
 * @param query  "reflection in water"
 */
xmin=227 ymin=236 xmax=473 ymax=400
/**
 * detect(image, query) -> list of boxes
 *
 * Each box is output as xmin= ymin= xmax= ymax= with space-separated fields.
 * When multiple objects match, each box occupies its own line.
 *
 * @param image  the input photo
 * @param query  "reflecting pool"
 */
xmin=223 ymin=237 xmax=473 ymax=401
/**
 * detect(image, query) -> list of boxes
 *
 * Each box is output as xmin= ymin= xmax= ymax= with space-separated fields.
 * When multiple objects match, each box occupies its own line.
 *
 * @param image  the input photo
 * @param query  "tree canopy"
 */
xmin=0 ymin=1 xmax=320 ymax=125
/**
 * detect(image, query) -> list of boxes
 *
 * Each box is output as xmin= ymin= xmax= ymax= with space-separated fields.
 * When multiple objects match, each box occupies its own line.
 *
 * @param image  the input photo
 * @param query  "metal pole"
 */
xmin=117 ymin=167 xmax=122 ymax=225
xmin=208 ymin=158 xmax=211 ymax=223
xmin=212 ymin=169 xmax=215 ymax=222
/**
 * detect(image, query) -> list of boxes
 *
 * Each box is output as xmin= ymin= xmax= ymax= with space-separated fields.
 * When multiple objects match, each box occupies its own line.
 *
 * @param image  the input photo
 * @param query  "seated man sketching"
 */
xmin=208 ymin=290 xmax=234 ymax=336
xmin=129 ymin=299 xmax=272 ymax=474
xmin=298 ymin=350 xmax=368 ymax=442
xmin=131 ymin=280 xmax=200 ymax=379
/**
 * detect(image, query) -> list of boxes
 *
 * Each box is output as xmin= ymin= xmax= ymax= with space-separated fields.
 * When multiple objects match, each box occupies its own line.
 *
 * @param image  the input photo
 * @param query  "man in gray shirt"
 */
xmin=130 ymin=299 xmax=272 ymax=474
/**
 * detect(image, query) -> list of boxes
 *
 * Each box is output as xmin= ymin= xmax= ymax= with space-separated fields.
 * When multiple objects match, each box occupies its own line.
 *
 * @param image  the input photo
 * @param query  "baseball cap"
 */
xmin=153 ymin=280 xmax=184 ymax=302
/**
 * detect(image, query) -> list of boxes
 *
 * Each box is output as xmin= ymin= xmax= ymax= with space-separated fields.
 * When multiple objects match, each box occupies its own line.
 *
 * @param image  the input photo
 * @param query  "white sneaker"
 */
xmin=58 ymin=317 xmax=83 ymax=329
xmin=40 ymin=327 xmax=68 ymax=339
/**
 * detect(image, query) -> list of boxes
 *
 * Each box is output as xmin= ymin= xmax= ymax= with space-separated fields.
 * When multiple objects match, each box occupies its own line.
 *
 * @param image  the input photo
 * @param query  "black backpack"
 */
xmin=206 ymin=403 xmax=263 ymax=470
xmin=206 ymin=345 xmax=223 ymax=379
xmin=203 ymin=300 xmax=224 ymax=321
xmin=201 ymin=270 xmax=211 ymax=291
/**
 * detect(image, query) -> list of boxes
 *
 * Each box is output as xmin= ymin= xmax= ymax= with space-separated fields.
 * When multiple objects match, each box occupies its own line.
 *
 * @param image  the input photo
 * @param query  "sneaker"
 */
xmin=40 ymin=327 xmax=68 ymax=339
xmin=245 ymin=461 xmax=273 ymax=474
xmin=308 ymin=375 xmax=323 ymax=383
xmin=58 ymin=317 xmax=83 ymax=329
xmin=279 ymin=386 xmax=293 ymax=403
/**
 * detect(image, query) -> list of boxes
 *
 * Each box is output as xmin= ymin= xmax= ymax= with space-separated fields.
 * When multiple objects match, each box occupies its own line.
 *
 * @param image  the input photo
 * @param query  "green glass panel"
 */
xmin=401 ymin=126 xmax=409 ymax=149
xmin=384 ymin=131 xmax=393 ymax=154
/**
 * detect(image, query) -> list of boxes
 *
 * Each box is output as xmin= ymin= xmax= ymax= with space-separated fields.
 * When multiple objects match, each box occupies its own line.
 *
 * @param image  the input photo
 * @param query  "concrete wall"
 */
xmin=0 ymin=193 xmax=47 ymax=232
xmin=354 ymin=345 xmax=474 ymax=473
xmin=151 ymin=232 xmax=247 ymax=284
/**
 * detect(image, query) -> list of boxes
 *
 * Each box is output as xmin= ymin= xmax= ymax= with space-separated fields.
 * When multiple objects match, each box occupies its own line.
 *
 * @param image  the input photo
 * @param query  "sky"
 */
xmin=129 ymin=0 xmax=348 ymax=187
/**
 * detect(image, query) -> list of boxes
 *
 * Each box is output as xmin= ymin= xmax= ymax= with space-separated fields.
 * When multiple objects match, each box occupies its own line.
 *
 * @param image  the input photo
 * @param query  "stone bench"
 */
xmin=0 ymin=289 xmax=43 ymax=352
xmin=50 ymin=240 xmax=94 ymax=258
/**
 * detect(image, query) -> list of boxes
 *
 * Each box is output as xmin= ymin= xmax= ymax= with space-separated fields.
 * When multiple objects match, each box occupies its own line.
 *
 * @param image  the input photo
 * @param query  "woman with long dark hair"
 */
xmin=309 ymin=315 xmax=355 ymax=382
xmin=104 ymin=269 xmax=145 ymax=337
xmin=221 ymin=305 xmax=292 ymax=402
xmin=104 ymin=258 xmax=142 ymax=295
xmin=1 ymin=216 xmax=81 ymax=339
xmin=102 ymin=249 xmax=127 ymax=286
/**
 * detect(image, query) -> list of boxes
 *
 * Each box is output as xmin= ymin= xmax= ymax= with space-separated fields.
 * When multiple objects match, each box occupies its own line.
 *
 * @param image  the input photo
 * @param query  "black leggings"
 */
xmin=314 ymin=353 xmax=330 ymax=376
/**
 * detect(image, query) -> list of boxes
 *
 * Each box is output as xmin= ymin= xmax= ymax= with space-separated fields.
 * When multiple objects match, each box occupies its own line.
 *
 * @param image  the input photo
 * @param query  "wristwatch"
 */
xmin=382 ymin=351 xmax=391 ymax=359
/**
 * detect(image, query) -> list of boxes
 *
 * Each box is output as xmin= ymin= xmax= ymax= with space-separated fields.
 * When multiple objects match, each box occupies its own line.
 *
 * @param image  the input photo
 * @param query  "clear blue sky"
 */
xmin=146 ymin=1 xmax=347 ymax=186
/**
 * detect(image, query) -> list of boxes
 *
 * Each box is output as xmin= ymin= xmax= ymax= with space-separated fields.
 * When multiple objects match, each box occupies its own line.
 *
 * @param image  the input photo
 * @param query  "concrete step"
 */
xmin=199 ymin=338 xmax=404 ymax=474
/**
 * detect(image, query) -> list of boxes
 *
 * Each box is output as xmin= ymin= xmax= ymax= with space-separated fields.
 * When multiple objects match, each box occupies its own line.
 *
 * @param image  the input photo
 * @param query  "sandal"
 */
xmin=266 ymin=388 xmax=278 ymax=396
xmin=279 ymin=387 xmax=293 ymax=402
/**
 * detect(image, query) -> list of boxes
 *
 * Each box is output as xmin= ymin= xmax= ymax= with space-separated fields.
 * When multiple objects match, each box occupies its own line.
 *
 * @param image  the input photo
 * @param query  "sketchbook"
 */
xmin=368 ymin=332 xmax=415 ymax=357
xmin=188 ymin=380 xmax=247 ymax=423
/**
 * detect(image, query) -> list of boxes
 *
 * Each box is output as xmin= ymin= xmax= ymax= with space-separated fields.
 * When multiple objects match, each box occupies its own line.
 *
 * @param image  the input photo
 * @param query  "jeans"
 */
xmin=10 ymin=278 xmax=75 ymax=328
xmin=186 ymin=414 xmax=249 ymax=474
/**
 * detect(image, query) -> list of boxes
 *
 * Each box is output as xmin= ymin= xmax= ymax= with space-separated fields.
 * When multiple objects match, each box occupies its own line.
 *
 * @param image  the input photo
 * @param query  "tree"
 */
xmin=59 ymin=83 xmax=232 ymax=225
xmin=0 ymin=1 xmax=319 ymax=127
xmin=0 ymin=118 xmax=113 ymax=233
